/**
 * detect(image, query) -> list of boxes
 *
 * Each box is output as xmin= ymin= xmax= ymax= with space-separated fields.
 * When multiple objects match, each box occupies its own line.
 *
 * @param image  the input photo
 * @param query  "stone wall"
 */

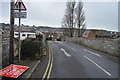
xmin=66 ymin=37 xmax=119 ymax=57
xmin=2 ymin=29 xmax=19 ymax=67
xmin=0 ymin=29 xmax=2 ymax=70
xmin=2 ymin=29 xmax=10 ymax=66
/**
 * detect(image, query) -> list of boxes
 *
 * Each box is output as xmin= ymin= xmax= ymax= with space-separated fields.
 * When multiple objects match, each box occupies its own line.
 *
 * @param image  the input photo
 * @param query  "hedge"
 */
xmin=21 ymin=38 xmax=43 ymax=60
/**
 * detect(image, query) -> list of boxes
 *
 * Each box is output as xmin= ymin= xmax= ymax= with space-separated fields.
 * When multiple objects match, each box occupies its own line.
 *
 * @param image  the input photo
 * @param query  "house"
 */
xmin=83 ymin=29 xmax=120 ymax=39
xmin=83 ymin=29 xmax=105 ymax=38
xmin=43 ymin=32 xmax=63 ymax=41
xmin=14 ymin=32 xmax=36 ymax=40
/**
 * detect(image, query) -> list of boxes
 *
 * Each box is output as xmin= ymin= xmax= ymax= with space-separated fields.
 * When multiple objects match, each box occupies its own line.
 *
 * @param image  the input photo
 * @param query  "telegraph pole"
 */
xmin=18 ymin=2 xmax=21 ymax=63
xmin=9 ymin=0 xmax=15 ymax=64
xmin=18 ymin=15 xmax=21 ymax=63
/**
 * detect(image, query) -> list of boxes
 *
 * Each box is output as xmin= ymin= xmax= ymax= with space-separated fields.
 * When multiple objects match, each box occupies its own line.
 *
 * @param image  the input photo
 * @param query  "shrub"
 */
xmin=21 ymin=38 xmax=43 ymax=60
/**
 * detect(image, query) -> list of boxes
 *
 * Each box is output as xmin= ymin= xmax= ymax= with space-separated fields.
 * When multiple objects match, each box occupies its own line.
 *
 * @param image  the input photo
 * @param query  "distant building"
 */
xmin=83 ymin=29 xmax=105 ymax=38
xmin=43 ymin=32 xmax=63 ymax=41
xmin=83 ymin=29 xmax=120 ymax=39
xmin=14 ymin=32 xmax=36 ymax=40
xmin=15 ymin=24 xmax=32 ymax=32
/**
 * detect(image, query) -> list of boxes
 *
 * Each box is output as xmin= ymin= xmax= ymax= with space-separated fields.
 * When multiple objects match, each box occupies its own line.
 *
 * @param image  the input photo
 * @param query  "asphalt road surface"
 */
xmin=31 ymin=41 xmax=118 ymax=79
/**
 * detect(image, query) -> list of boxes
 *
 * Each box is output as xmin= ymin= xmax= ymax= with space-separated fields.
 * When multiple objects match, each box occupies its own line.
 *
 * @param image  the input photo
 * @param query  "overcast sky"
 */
xmin=0 ymin=0 xmax=119 ymax=31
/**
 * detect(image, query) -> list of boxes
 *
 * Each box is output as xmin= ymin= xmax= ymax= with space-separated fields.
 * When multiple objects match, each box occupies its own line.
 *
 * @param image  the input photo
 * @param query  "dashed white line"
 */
xmin=108 ymin=45 xmax=111 ymax=47
xmin=71 ymin=48 xmax=77 ymax=52
xmin=84 ymin=56 xmax=112 ymax=76
xmin=49 ymin=41 xmax=52 ymax=44
xmin=111 ymin=47 xmax=115 ymax=49
xmin=83 ymin=49 xmax=101 ymax=57
xmin=61 ymin=48 xmax=71 ymax=57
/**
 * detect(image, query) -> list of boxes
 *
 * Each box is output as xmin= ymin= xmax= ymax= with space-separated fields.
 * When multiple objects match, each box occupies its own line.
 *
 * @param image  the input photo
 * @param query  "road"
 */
xmin=31 ymin=41 xmax=118 ymax=78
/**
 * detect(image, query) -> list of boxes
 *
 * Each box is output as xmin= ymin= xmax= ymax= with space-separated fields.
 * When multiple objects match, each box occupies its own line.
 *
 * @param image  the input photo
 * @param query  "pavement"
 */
xmin=30 ymin=42 xmax=49 ymax=79
xmin=3 ymin=60 xmax=40 ymax=80
xmin=18 ymin=60 xmax=40 ymax=79
xmin=1 ymin=60 xmax=41 ymax=80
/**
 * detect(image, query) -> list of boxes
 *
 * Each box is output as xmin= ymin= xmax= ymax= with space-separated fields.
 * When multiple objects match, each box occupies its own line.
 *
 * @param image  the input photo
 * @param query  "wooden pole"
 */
xmin=9 ymin=0 xmax=15 ymax=64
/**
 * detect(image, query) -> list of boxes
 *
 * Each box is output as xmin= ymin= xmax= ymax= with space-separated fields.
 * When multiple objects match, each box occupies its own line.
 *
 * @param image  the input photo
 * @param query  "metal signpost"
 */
xmin=14 ymin=0 xmax=27 ymax=63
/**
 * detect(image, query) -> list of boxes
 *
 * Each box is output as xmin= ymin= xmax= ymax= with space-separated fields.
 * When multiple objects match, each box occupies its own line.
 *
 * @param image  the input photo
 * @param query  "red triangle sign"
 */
xmin=14 ymin=0 xmax=27 ymax=11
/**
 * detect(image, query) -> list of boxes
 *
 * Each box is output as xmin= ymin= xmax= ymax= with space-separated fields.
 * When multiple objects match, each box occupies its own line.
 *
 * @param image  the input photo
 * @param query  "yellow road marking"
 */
xmin=42 ymin=44 xmax=51 ymax=80
xmin=47 ymin=45 xmax=54 ymax=79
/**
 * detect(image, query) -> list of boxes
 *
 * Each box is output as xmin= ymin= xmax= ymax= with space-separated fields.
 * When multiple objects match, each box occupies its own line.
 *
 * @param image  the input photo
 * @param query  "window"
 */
xmin=15 ymin=33 xmax=18 ymax=36
xmin=22 ymin=34 xmax=26 ymax=36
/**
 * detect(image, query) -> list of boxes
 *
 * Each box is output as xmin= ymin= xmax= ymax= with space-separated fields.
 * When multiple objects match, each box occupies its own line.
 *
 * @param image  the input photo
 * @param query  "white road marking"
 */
xmin=61 ymin=48 xmax=71 ymax=57
xmin=84 ymin=56 xmax=112 ymax=76
xmin=49 ymin=42 xmax=52 ymax=44
xmin=111 ymin=47 xmax=115 ymax=49
xmin=108 ymin=45 xmax=111 ymax=47
xmin=83 ymin=49 xmax=101 ymax=57
xmin=71 ymin=48 xmax=77 ymax=52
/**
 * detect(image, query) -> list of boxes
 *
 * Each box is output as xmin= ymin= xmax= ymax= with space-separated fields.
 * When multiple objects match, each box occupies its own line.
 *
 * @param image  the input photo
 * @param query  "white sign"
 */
xmin=14 ymin=12 xmax=27 ymax=18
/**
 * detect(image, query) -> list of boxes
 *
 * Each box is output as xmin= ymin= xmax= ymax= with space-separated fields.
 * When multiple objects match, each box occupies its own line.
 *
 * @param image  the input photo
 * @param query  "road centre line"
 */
xmin=83 ymin=49 xmax=101 ymax=57
xmin=84 ymin=56 xmax=112 ymax=76
xmin=71 ymin=48 xmax=77 ymax=52
xmin=61 ymin=48 xmax=71 ymax=57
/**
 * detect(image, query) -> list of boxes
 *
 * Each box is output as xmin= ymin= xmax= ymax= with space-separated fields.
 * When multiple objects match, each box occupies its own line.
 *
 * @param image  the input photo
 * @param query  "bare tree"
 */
xmin=75 ymin=1 xmax=86 ymax=37
xmin=61 ymin=14 xmax=70 ymax=37
xmin=80 ymin=22 xmax=86 ymax=36
xmin=62 ymin=0 xmax=76 ymax=37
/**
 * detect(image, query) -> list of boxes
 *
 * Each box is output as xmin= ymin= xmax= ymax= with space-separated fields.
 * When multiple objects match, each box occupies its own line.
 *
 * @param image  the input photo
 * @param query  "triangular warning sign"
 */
xmin=14 ymin=0 xmax=27 ymax=11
